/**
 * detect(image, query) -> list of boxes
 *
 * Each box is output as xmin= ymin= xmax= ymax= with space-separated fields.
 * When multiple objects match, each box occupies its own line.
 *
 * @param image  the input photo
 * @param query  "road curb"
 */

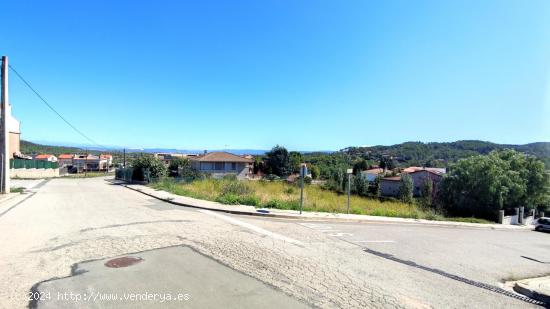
xmin=513 ymin=278 xmax=550 ymax=305
xmin=116 ymin=181 xmax=532 ymax=230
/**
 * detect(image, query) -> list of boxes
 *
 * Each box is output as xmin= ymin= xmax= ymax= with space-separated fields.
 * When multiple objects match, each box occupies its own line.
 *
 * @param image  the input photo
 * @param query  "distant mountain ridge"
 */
xmin=341 ymin=140 xmax=550 ymax=168
xmin=21 ymin=140 xmax=269 ymax=155
xmin=20 ymin=140 xmax=550 ymax=168
xmin=24 ymin=140 xmax=333 ymax=155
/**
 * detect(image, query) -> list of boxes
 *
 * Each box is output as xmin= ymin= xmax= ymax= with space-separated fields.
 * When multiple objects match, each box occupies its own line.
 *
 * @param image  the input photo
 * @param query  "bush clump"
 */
xmin=131 ymin=154 xmax=167 ymax=181
xmin=221 ymin=180 xmax=251 ymax=196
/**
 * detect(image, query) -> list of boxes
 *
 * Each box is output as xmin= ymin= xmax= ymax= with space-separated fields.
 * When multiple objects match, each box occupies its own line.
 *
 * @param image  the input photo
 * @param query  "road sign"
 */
xmin=300 ymin=164 xmax=308 ymax=177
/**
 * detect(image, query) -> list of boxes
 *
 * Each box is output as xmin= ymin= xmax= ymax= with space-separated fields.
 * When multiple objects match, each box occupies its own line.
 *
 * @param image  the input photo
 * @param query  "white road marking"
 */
xmin=198 ymin=209 xmax=304 ymax=246
xmin=299 ymin=223 xmax=354 ymax=237
xmin=353 ymin=240 xmax=395 ymax=243
xmin=329 ymin=233 xmax=353 ymax=237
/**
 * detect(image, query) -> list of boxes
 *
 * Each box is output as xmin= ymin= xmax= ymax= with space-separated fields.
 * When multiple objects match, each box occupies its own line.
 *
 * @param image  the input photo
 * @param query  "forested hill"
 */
xmin=20 ymin=140 xmax=102 ymax=155
xmin=341 ymin=140 xmax=550 ymax=168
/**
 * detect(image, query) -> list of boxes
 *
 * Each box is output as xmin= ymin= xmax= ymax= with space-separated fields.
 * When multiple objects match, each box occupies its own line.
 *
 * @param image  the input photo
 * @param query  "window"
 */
xmin=231 ymin=162 xmax=236 ymax=170
xmin=214 ymin=162 xmax=225 ymax=170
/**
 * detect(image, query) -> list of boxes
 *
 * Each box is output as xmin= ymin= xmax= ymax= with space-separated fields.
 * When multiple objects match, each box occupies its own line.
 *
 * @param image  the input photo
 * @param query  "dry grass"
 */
xmin=152 ymin=178 xmax=432 ymax=219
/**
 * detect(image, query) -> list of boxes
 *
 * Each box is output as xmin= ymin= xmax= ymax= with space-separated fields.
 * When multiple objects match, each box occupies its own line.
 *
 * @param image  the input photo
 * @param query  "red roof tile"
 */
xmin=35 ymin=154 xmax=55 ymax=159
xmin=190 ymin=152 xmax=253 ymax=163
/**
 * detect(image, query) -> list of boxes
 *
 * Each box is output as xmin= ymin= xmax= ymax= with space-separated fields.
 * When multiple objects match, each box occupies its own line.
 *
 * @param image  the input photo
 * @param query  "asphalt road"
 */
xmin=0 ymin=177 xmax=548 ymax=309
xmin=230 ymin=215 xmax=550 ymax=286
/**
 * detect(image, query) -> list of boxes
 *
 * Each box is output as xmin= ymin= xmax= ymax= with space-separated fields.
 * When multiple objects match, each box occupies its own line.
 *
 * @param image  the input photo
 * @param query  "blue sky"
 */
xmin=3 ymin=0 xmax=550 ymax=150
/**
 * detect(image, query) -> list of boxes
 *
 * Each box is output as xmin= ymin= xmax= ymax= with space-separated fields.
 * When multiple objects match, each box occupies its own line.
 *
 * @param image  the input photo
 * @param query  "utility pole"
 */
xmin=1 ymin=56 xmax=10 ymax=194
xmin=123 ymin=148 xmax=126 ymax=168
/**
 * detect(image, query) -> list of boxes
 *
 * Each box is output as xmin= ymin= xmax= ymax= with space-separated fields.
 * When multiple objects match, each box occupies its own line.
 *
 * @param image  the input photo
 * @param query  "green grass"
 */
xmin=10 ymin=187 xmax=25 ymax=193
xmin=64 ymin=172 xmax=115 ymax=178
xmin=444 ymin=217 xmax=492 ymax=224
xmin=150 ymin=178 xmax=495 ymax=223
xmin=150 ymin=178 xmax=469 ymax=221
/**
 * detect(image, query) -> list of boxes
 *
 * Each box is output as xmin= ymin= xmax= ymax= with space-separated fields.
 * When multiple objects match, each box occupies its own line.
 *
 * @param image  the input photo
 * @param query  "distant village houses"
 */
xmin=154 ymin=153 xmax=197 ymax=166
xmin=33 ymin=154 xmax=58 ymax=162
xmin=361 ymin=168 xmax=385 ymax=182
xmin=57 ymin=154 xmax=74 ymax=167
xmin=379 ymin=167 xmax=446 ymax=197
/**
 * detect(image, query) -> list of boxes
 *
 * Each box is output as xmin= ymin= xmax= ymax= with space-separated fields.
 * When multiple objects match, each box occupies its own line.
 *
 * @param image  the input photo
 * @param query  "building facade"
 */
xmin=190 ymin=152 xmax=253 ymax=180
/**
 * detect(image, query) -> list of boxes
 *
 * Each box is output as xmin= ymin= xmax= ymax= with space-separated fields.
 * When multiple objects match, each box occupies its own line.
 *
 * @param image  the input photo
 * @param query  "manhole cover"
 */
xmin=104 ymin=256 xmax=143 ymax=268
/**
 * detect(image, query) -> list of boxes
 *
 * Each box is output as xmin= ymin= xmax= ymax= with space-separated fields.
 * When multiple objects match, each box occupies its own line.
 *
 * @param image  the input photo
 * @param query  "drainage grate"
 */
xmin=104 ymin=256 xmax=143 ymax=268
xmin=363 ymin=248 xmax=546 ymax=307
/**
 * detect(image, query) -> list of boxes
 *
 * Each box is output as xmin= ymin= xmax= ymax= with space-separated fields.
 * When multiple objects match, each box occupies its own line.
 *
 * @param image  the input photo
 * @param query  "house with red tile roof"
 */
xmin=402 ymin=166 xmax=446 ymax=175
xmin=34 ymin=154 xmax=58 ymax=162
xmin=380 ymin=169 xmax=445 ymax=198
xmin=100 ymin=154 xmax=113 ymax=166
xmin=190 ymin=152 xmax=253 ymax=180
xmin=379 ymin=176 xmax=401 ymax=197
xmin=58 ymin=154 xmax=74 ymax=167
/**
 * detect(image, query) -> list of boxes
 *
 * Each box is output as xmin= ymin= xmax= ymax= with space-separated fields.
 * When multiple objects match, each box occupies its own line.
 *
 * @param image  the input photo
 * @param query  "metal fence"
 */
xmin=10 ymin=159 xmax=59 ymax=169
xmin=115 ymin=167 xmax=134 ymax=182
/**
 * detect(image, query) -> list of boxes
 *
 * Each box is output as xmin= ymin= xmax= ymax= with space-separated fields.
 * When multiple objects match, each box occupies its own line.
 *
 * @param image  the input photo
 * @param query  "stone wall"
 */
xmin=10 ymin=168 xmax=60 ymax=179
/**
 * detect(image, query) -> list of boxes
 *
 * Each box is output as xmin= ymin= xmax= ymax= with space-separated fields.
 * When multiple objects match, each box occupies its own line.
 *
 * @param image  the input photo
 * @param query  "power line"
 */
xmin=8 ymin=64 xmax=105 ymax=149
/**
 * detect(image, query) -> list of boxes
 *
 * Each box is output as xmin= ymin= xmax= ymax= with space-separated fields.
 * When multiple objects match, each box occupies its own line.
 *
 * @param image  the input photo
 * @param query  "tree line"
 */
xmin=259 ymin=145 xmax=550 ymax=221
xmin=126 ymin=144 xmax=550 ymax=222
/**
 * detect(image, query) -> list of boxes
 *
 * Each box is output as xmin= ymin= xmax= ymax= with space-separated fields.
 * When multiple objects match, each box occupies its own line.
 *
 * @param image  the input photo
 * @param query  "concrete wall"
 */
xmin=503 ymin=215 xmax=518 ymax=225
xmin=524 ymin=215 xmax=536 ymax=226
xmin=9 ymin=132 xmax=20 ymax=159
xmin=11 ymin=168 xmax=59 ymax=179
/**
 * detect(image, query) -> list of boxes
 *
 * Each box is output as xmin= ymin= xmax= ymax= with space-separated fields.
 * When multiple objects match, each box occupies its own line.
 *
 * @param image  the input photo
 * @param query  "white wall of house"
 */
xmin=191 ymin=161 xmax=250 ymax=179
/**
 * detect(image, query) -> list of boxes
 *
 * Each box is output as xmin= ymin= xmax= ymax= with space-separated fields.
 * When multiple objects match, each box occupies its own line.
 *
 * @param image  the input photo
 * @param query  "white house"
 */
xmin=190 ymin=152 xmax=253 ymax=180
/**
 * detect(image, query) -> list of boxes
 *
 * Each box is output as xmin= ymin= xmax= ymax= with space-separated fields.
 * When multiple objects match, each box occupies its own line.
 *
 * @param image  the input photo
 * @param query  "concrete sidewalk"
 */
xmin=115 ymin=180 xmax=531 ymax=230
xmin=514 ymin=276 xmax=550 ymax=304
xmin=34 ymin=246 xmax=309 ymax=308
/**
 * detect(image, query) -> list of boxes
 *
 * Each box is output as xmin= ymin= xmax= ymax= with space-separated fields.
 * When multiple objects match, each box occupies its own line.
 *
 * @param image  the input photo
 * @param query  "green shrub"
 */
xmin=264 ymin=174 xmax=281 ymax=181
xmin=131 ymin=154 xmax=167 ymax=181
xmin=240 ymin=195 xmax=261 ymax=206
xmin=398 ymin=174 xmax=413 ymax=204
xmin=222 ymin=174 xmax=238 ymax=181
xmin=262 ymin=199 xmax=300 ymax=210
xmin=215 ymin=193 xmax=260 ymax=206
xmin=221 ymin=180 xmax=251 ymax=196
xmin=10 ymin=187 xmax=25 ymax=193
xmin=216 ymin=194 xmax=241 ymax=205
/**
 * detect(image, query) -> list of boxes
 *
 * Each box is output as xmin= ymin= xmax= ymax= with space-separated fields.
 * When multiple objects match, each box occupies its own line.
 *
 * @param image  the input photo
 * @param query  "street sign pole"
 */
xmin=300 ymin=163 xmax=307 ymax=215
xmin=346 ymin=168 xmax=353 ymax=214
